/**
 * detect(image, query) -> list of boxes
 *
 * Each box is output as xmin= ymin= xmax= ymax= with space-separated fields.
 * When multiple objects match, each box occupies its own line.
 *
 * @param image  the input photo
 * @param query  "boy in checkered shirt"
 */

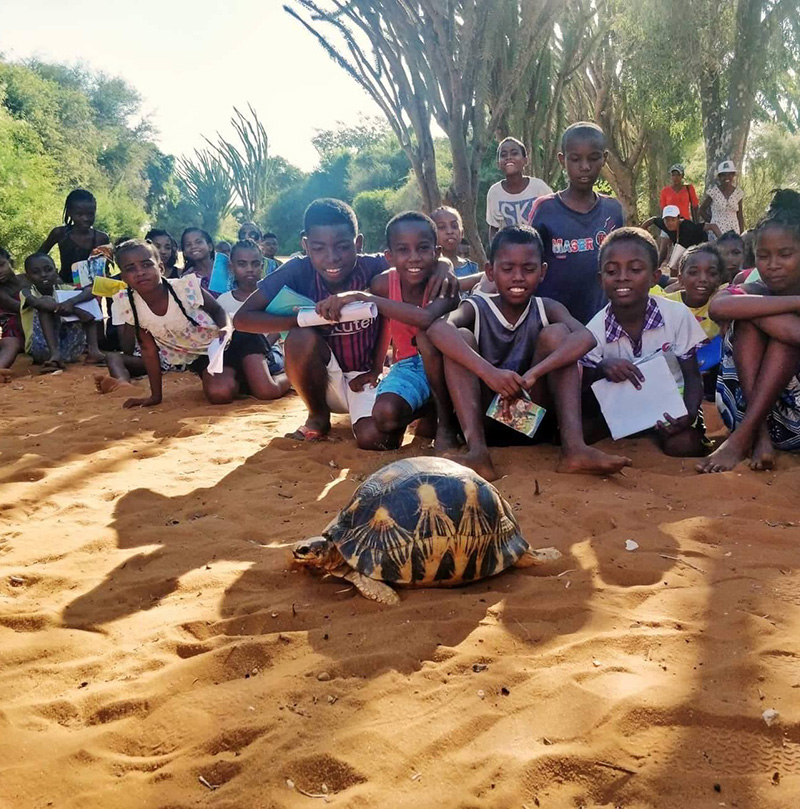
xmin=581 ymin=228 xmax=709 ymax=457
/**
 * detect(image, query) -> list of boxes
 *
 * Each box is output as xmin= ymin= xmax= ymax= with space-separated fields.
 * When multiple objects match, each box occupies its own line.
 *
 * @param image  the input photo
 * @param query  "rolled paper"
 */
xmin=295 ymin=301 xmax=378 ymax=328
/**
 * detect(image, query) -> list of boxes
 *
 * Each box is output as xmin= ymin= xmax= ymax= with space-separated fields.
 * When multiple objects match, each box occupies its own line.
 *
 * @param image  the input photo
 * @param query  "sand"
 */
xmin=1 ymin=361 xmax=799 ymax=809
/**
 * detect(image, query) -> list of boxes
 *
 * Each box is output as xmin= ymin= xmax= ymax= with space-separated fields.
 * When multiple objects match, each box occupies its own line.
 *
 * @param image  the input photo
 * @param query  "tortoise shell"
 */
xmin=324 ymin=457 xmax=529 ymax=587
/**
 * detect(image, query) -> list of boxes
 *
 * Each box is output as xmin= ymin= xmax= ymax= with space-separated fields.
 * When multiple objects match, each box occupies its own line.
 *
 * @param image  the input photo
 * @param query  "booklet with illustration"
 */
xmin=71 ymin=255 xmax=110 ymax=288
xmin=486 ymin=390 xmax=547 ymax=438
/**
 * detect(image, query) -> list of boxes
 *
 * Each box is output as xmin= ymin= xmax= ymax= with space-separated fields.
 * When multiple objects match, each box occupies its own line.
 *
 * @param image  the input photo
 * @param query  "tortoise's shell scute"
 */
xmin=325 ymin=457 xmax=528 ymax=586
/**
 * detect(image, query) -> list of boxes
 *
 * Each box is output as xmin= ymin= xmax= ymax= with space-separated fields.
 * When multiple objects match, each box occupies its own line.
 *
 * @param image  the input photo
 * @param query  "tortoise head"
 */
xmin=292 ymin=537 xmax=338 ymax=570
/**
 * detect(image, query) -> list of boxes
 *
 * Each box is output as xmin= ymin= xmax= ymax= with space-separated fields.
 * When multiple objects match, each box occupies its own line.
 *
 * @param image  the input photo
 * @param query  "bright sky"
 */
xmin=0 ymin=0 xmax=384 ymax=171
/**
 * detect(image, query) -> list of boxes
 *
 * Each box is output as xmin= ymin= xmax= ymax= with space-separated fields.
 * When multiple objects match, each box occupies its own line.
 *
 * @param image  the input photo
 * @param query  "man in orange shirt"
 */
xmin=659 ymin=164 xmax=699 ymax=222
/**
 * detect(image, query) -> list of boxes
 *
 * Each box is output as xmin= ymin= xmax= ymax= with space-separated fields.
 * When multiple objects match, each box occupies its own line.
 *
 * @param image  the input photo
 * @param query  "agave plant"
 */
xmin=176 ymin=148 xmax=234 ymax=237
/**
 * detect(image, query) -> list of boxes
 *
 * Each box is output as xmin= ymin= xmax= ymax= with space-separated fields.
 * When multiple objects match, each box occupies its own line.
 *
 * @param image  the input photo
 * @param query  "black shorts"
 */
xmin=189 ymin=332 xmax=283 ymax=394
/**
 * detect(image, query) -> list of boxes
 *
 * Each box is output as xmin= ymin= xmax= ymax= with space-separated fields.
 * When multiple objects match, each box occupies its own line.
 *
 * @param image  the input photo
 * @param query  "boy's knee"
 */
xmin=456 ymin=327 xmax=477 ymax=349
xmin=538 ymin=323 xmax=570 ymax=352
xmin=205 ymin=379 xmax=237 ymax=405
xmin=354 ymin=417 xmax=401 ymax=451
xmin=371 ymin=397 xmax=405 ymax=434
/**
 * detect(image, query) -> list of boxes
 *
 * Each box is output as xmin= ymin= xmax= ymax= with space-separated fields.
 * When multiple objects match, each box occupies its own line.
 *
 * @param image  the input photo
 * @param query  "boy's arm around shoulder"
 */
xmin=367 ymin=271 xmax=458 ymax=329
xmin=522 ymin=299 xmax=597 ymax=388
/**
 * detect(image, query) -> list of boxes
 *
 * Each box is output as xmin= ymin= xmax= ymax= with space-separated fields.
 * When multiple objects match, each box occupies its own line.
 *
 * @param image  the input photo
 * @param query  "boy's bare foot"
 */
xmin=557 ymin=446 xmax=632 ymax=475
xmin=95 ymin=374 xmax=135 ymax=395
xmin=0 ymin=369 xmax=12 ymax=383
xmin=85 ymin=350 xmax=107 ymax=365
xmin=696 ymin=433 xmax=750 ymax=473
xmin=39 ymin=357 xmax=65 ymax=374
xmin=750 ymin=426 xmax=775 ymax=471
xmin=433 ymin=425 xmax=460 ymax=453
xmin=445 ymin=447 xmax=497 ymax=482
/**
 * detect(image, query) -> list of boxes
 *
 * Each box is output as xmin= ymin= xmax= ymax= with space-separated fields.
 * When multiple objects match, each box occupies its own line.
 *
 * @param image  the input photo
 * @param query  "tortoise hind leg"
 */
xmin=514 ymin=546 xmax=563 ymax=568
xmin=341 ymin=569 xmax=401 ymax=606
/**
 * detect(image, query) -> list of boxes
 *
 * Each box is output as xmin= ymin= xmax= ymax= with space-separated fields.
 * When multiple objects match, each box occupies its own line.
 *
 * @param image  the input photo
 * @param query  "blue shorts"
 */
xmin=376 ymin=354 xmax=431 ymax=413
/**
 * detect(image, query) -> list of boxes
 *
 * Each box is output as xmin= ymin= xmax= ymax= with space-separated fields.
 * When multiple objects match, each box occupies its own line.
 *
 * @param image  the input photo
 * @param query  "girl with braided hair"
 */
xmin=98 ymin=240 xmax=265 ymax=408
xmin=698 ymin=189 xmax=800 ymax=473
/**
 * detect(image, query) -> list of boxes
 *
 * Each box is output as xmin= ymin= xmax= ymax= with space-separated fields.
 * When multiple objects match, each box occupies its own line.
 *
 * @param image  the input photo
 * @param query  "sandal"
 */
xmin=285 ymin=424 xmax=328 ymax=442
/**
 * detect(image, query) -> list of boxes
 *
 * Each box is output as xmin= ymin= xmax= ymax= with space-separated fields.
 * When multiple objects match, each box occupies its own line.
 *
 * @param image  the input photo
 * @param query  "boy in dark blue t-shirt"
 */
xmin=529 ymin=122 xmax=625 ymax=324
xmin=235 ymin=198 xmax=455 ymax=449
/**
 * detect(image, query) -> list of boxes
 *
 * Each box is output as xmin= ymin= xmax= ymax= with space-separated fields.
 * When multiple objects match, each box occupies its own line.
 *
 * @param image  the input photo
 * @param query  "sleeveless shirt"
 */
xmin=465 ymin=291 xmax=549 ymax=372
xmin=57 ymin=229 xmax=102 ymax=284
xmin=388 ymin=268 xmax=429 ymax=362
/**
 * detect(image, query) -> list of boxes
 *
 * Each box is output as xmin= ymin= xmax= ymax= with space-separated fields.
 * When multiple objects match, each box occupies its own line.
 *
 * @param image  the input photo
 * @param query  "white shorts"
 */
xmin=325 ymin=353 xmax=377 ymax=426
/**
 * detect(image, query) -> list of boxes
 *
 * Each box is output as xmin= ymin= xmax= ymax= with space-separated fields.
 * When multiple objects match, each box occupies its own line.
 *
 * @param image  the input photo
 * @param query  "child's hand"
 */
xmin=426 ymin=260 xmax=459 ymax=299
xmin=316 ymin=292 xmax=367 ymax=322
xmin=484 ymin=367 xmax=525 ymax=400
xmin=123 ymin=394 xmax=162 ymax=409
xmin=655 ymin=412 xmax=692 ymax=436
xmin=348 ymin=369 xmax=379 ymax=392
xmin=91 ymin=245 xmax=113 ymax=261
xmin=599 ymin=358 xmax=645 ymax=389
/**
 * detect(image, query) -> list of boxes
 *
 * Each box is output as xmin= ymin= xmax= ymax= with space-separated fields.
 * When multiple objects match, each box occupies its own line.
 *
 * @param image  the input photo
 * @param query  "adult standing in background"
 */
xmin=659 ymin=164 xmax=699 ymax=222
xmin=699 ymin=160 xmax=745 ymax=235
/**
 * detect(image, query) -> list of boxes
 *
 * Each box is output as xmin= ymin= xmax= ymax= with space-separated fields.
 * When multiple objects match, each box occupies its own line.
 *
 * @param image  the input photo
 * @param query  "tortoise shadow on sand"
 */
xmin=59 ymin=442 xmax=615 ymax=675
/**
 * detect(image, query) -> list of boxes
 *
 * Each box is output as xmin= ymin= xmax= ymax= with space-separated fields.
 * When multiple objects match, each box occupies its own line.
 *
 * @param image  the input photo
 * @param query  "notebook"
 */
xmin=54 ymin=290 xmax=103 ymax=322
xmin=591 ymin=353 xmax=687 ymax=440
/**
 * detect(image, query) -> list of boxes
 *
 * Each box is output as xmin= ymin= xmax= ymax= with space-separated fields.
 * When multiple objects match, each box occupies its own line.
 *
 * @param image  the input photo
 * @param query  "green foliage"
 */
xmin=741 ymin=124 xmax=800 ymax=226
xmin=0 ymin=107 xmax=62 ymax=260
xmin=352 ymin=189 xmax=395 ymax=251
xmin=176 ymin=149 xmax=234 ymax=238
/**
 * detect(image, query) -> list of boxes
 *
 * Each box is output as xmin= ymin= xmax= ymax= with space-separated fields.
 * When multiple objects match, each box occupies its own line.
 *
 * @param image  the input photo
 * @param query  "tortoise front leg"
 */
xmin=339 ymin=568 xmax=400 ymax=606
xmin=514 ymin=546 xmax=563 ymax=568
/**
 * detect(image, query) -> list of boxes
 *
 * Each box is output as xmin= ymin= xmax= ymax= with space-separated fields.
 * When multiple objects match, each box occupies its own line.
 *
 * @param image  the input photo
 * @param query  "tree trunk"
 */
xmin=448 ymin=124 xmax=487 ymax=265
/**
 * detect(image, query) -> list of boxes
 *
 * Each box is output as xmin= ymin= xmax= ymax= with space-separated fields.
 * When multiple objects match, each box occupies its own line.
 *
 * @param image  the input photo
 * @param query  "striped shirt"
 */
xmin=257 ymin=254 xmax=388 ymax=372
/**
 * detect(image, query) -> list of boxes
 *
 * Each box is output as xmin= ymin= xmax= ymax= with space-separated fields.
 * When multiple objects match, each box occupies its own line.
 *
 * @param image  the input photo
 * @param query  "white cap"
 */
xmin=717 ymin=160 xmax=736 ymax=174
xmin=662 ymin=205 xmax=681 ymax=218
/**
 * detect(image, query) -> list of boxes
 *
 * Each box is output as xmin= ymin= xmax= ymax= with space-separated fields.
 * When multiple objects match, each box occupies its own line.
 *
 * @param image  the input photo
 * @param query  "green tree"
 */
xmin=176 ymin=149 xmax=234 ymax=238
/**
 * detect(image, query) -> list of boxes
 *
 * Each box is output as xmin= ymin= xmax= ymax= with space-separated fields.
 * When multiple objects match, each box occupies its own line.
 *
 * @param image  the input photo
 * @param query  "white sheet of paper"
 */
xmin=54 ymin=290 xmax=103 ymax=322
xmin=206 ymin=332 xmax=231 ymax=376
xmin=591 ymin=353 xmax=687 ymax=440
xmin=295 ymin=301 xmax=377 ymax=328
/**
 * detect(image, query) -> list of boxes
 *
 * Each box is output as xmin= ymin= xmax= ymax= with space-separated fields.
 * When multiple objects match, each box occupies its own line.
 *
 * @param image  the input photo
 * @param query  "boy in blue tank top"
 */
xmin=529 ymin=122 xmax=625 ymax=324
xmin=427 ymin=225 xmax=631 ymax=481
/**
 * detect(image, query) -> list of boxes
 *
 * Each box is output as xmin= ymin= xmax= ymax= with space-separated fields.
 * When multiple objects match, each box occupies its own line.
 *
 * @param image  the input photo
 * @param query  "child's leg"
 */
xmin=529 ymin=324 xmax=631 ymax=474
xmin=416 ymin=331 xmax=459 ymax=451
xmin=240 ymin=354 xmax=291 ymax=400
xmin=442 ymin=328 xmax=496 ymax=481
xmin=698 ymin=319 xmax=800 ymax=473
xmin=81 ymin=320 xmax=105 ymax=364
xmin=31 ymin=311 xmax=63 ymax=367
xmin=95 ymin=352 xmax=143 ymax=394
xmin=357 ymin=394 xmax=406 ymax=451
xmin=0 ymin=335 xmax=22 ymax=371
xmin=283 ymin=327 xmax=333 ymax=437
xmin=202 ymin=367 xmax=238 ymax=405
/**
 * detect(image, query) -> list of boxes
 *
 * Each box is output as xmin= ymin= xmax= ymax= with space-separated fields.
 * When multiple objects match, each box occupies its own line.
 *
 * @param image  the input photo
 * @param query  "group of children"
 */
xmin=3 ymin=120 xmax=800 ymax=479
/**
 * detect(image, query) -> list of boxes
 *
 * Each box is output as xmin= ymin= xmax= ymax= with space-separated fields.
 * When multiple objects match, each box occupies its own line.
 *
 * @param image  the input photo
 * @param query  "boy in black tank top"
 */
xmin=427 ymin=225 xmax=631 ymax=482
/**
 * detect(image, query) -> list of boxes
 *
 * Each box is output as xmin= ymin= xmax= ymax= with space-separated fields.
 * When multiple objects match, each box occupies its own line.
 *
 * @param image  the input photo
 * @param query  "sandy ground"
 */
xmin=1 ymin=361 xmax=800 ymax=809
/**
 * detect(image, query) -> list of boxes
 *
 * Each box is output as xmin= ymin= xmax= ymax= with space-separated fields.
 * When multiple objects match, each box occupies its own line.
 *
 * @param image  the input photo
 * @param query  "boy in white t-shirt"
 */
xmin=581 ymin=228 xmax=708 ymax=457
xmin=486 ymin=137 xmax=552 ymax=239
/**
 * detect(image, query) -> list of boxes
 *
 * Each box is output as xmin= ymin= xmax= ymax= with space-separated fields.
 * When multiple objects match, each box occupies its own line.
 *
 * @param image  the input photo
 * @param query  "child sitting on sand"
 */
xmin=20 ymin=253 xmax=102 ymax=371
xmin=652 ymin=244 xmax=725 ymax=397
xmin=234 ymin=198 xmax=457 ymax=448
xmin=321 ymin=212 xmax=460 ymax=451
xmin=427 ymin=224 xmax=630 ymax=481
xmin=582 ymin=228 xmax=708 ymax=457
xmin=98 ymin=239 xmax=276 ymax=407
xmin=698 ymin=190 xmax=800 ymax=473
xmin=0 ymin=247 xmax=24 ymax=379
xmin=216 ymin=239 xmax=289 ymax=400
